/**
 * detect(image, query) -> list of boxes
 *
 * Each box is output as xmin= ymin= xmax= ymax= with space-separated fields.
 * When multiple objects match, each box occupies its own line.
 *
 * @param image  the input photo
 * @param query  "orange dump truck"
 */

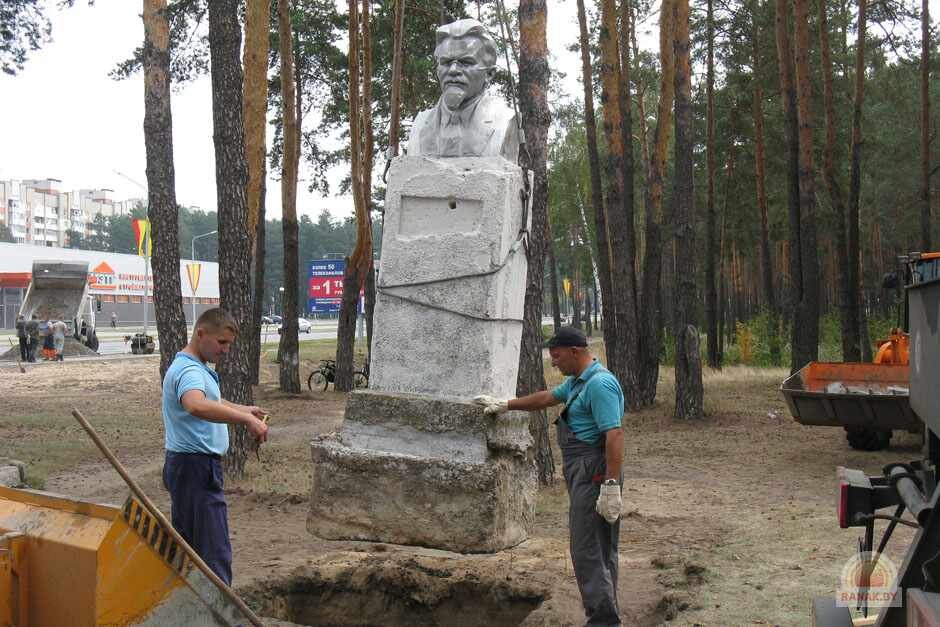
xmin=0 ymin=486 xmax=255 ymax=626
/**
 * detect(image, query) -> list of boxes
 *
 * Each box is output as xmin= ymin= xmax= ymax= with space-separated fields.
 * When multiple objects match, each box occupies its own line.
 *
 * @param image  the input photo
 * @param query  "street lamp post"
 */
xmin=278 ymin=286 xmax=285 ymax=318
xmin=190 ymin=229 xmax=218 ymax=323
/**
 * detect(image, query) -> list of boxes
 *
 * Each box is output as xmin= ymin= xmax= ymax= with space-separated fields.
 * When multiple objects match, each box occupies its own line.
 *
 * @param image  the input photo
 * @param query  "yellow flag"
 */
xmin=186 ymin=263 xmax=202 ymax=295
xmin=563 ymin=278 xmax=572 ymax=298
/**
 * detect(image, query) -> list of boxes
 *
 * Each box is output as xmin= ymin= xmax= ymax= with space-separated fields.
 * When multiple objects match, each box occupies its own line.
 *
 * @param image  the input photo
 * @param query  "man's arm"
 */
xmin=508 ymin=390 xmax=563 ymax=411
xmin=221 ymin=398 xmax=265 ymax=418
xmin=603 ymin=427 xmax=624 ymax=480
xmin=181 ymin=390 xmax=268 ymax=441
xmin=475 ymin=390 xmax=562 ymax=415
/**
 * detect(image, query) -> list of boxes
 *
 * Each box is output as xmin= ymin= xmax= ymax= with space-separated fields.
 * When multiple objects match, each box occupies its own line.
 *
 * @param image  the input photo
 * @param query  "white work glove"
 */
xmin=473 ymin=395 xmax=510 ymax=416
xmin=596 ymin=481 xmax=622 ymax=523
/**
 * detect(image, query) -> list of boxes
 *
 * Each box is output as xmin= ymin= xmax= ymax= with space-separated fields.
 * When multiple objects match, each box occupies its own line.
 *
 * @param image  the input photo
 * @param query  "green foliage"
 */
xmin=0 ymin=223 xmax=14 ymax=243
xmin=0 ymin=0 xmax=51 ymax=75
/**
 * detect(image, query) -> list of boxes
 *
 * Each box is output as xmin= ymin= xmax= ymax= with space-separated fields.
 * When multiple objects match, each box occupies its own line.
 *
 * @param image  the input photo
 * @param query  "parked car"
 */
xmin=270 ymin=315 xmax=283 ymax=324
xmin=279 ymin=318 xmax=313 ymax=334
xmin=261 ymin=315 xmax=274 ymax=325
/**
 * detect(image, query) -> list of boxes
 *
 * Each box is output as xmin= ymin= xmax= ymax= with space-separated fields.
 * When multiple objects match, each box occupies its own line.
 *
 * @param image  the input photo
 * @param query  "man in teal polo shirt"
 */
xmin=475 ymin=326 xmax=625 ymax=626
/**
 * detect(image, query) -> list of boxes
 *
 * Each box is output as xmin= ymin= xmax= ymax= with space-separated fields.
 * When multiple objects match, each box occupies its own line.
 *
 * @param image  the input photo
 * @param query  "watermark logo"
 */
xmin=837 ymin=551 xmax=901 ymax=608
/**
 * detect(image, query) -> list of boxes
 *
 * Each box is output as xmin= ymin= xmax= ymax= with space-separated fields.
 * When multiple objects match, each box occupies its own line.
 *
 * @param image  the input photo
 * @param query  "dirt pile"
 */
xmin=1 ymin=337 xmax=98 ymax=361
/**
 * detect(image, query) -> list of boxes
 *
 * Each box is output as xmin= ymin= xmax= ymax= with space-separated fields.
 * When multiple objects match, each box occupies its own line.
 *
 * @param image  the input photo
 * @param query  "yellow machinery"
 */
xmin=0 ymin=486 xmax=256 ymax=626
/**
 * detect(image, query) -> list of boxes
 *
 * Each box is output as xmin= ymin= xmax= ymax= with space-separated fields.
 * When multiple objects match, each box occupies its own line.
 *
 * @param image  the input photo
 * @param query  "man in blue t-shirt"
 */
xmin=162 ymin=307 xmax=269 ymax=585
xmin=475 ymin=326 xmax=625 ymax=627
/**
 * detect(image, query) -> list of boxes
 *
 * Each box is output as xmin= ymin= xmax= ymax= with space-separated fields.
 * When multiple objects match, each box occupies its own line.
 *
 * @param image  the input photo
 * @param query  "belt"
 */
xmin=167 ymin=450 xmax=223 ymax=461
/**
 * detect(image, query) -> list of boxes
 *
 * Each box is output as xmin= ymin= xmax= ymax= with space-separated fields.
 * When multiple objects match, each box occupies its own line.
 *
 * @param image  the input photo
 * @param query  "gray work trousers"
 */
xmin=558 ymin=418 xmax=621 ymax=627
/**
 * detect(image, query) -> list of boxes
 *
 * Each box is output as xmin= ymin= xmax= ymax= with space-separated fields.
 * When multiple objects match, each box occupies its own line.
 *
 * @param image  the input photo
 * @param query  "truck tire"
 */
xmin=85 ymin=330 xmax=99 ymax=352
xmin=844 ymin=426 xmax=892 ymax=451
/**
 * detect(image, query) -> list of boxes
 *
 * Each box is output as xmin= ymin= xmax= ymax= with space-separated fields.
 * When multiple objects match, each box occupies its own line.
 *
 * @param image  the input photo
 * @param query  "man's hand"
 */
xmin=473 ymin=395 xmax=509 ymax=416
xmin=246 ymin=405 xmax=267 ymax=419
xmin=595 ymin=481 xmax=622 ymax=523
xmin=245 ymin=414 xmax=269 ymax=443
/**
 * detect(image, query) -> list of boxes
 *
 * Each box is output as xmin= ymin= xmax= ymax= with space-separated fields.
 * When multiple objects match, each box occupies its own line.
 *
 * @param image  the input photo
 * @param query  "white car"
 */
xmin=278 ymin=318 xmax=313 ymax=334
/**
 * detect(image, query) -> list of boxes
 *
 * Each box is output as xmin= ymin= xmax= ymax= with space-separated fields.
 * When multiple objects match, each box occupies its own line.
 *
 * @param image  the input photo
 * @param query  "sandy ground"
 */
xmin=0 ymin=354 xmax=924 ymax=626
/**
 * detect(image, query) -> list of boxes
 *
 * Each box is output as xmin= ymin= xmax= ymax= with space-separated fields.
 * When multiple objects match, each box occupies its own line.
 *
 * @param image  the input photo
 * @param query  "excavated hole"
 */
xmin=244 ymin=558 xmax=547 ymax=627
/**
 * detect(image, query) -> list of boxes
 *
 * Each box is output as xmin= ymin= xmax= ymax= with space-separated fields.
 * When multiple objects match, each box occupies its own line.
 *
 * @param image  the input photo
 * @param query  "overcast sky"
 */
xmin=0 ymin=0 xmax=615 ymax=221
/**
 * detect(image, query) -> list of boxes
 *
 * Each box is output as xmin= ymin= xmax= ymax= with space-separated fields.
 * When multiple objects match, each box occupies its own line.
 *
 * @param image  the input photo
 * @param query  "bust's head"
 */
xmin=434 ymin=19 xmax=498 ymax=110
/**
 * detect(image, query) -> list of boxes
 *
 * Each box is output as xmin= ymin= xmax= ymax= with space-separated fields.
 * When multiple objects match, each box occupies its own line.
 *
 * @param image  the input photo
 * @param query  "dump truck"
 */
xmin=19 ymin=259 xmax=99 ymax=352
xmin=811 ymin=252 xmax=940 ymax=626
xmin=781 ymin=253 xmax=940 ymax=451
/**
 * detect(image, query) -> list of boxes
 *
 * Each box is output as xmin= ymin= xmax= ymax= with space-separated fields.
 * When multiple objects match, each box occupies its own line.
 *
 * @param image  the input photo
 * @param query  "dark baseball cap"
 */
xmin=544 ymin=325 xmax=588 ymax=348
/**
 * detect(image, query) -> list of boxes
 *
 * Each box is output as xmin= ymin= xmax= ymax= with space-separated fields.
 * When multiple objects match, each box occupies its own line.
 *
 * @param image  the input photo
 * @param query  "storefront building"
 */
xmin=0 ymin=242 xmax=220 ymax=329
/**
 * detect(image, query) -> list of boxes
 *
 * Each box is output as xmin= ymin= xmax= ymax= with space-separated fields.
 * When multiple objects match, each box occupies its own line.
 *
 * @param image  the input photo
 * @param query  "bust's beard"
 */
xmin=442 ymin=85 xmax=466 ymax=109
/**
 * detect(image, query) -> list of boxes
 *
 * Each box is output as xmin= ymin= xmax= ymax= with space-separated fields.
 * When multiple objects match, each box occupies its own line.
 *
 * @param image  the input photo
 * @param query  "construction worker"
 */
xmin=51 ymin=319 xmax=68 ymax=361
xmin=475 ymin=326 xmax=625 ymax=626
xmin=161 ymin=307 xmax=268 ymax=585
xmin=25 ymin=315 xmax=39 ymax=362
xmin=15 ymin=314 xmax=27 ymax=362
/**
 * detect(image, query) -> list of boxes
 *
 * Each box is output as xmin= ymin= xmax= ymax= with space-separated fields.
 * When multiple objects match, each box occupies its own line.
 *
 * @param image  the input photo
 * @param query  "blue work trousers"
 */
xmin=162 ymin=451 xmax=233 ymax=585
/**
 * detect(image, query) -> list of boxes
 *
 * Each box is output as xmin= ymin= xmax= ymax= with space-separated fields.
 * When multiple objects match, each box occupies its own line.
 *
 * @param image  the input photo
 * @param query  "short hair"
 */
xmin=434 ymin=19 xmax=499 ymax=67
xmin=196 ymin=307 xmax=238 ymax=334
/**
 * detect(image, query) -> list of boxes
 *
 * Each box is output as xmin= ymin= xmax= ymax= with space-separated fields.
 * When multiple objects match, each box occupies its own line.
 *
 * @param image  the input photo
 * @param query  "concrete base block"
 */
xmin=308 ymin=391 xmax=537 ymax=553
xmin=0 ymin=458 xmax=25 ymax=487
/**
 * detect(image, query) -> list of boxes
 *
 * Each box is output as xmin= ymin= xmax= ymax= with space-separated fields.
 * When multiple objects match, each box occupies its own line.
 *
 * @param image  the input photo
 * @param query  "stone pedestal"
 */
xmin=308 ymin=391 xmax=536 ymax=553
xmin=309 ymin=156 xmax=536 ymax=553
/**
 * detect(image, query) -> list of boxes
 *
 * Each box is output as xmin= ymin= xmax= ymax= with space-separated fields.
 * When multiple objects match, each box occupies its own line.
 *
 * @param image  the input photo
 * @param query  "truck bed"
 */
xmin=781 ymin=362 xmax=920 ymax=432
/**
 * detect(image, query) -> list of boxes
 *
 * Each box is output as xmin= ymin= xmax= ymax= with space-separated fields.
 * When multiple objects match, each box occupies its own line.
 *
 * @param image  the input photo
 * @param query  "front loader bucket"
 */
xmin=0 ymin=486 xmax=255 ymax=627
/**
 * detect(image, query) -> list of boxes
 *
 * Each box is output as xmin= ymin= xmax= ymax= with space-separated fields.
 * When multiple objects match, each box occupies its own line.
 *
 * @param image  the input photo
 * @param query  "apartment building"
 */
xmin=0 ymin=178 xmax=139 ymax=246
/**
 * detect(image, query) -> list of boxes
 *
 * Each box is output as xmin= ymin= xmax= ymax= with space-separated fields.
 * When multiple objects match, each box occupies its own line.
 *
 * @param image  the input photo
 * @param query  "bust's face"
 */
xmin=435 ymin=36 xmax=492 ymax=109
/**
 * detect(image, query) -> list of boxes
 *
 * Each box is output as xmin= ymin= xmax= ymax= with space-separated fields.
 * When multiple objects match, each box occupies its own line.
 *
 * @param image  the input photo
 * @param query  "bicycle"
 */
xmin=307 ymin=359 xmax=369 ymax=391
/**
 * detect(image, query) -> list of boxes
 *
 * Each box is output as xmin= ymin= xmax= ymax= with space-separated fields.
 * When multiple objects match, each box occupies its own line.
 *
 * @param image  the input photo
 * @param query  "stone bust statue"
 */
xmin=406 ymin=19 xmax=520 ymax=162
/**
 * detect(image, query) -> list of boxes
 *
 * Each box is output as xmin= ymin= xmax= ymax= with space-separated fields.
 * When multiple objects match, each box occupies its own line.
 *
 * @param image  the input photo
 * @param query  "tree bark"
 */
xmin=818 ymin=0 xmax=858 ymax=361
xmin=775 ymin=0 xmax=804 ymax=373
xmin=143 ymin=0 xmax=188 ymax=380
xmin=847 ymin=0 xmax=869 ymax=362
xmin=599 ymin=0 xmax=640 ymax=408
xmin=576 ymin=0 xmax=617 ymax=374
xmin=243 ymin=0 xmax=270 ymax=384
xmin=250 ymin=198 xmax=265 ymax=384
xmin=278 ymin=0 xmax=301 ymax=393
xmin=792 ymin=0 xmax=821 ymax=372
xmin=752 ymin=1 xmax=779 ymax=365
xmin=922 ymin=0 xmax=932 ymax=251
xmin=672 ymin=0 xmax=703 ymax=420
xmin=208 ymin=0 xmax=254 ymax=477
xmin=336 ymin=0 xmax=374 ymax=392
xmin=637 ymin=0 xmax=675 ymax=406
xmin=547 ymin=219 xmax=562 ymax=332
xmin=517 ymin=0 xmax=555 ymax=486
xmin=704 ymin=0 xmax=718 ymax=369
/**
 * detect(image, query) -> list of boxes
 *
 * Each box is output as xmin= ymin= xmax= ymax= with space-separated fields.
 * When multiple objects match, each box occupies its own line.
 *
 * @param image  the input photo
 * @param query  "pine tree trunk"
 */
xmin=143 ymin=0 xmax=188 ymax=380
xmin=336 ymin=0 xmax=373 ymax=391
xmin=752 ymin=3 xmax=777 ymax=365
xmin=792 ymin=0 xmax=820 ymax=371
xmin=250 ymin=200 xmax=265 ymax=384
xmin=244 ymin=0 xmax=270 ymax=385
xmin=518 ymin=0 xmax=555 ymax=486
xmin=278 ymin=0 xmax=301 ymax=393
xmin=598 ymin=0 xmax=640 ymax=408
xmin=672 ymin=0 xmax=703 ymax=420
xmin=775 ymin=0 xmax=804 ymax=374
xmin=922 ymin=0 xmax=932 ymax=251
xmin=547 ymin=220 xmax=562 ymax=332
xmin=704 ymin=0 xmax=719 ymax=369
xmin=208 ymin=0 xmax=254 ymax=477
xmin=576 ymin=0 xmax=617 ymax=374
xmin=847 ymin=0 xmax=868 ymax=363
xmin=637 ymin=0 xmax=675 ymax=406
xmin=818 ymin=0 xmax=857 ymax=361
